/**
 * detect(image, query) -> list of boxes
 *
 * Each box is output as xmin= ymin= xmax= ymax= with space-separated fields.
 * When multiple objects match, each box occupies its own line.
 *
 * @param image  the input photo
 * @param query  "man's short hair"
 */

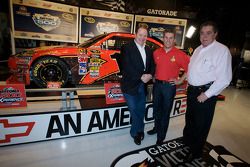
xmin=200 ymin=21 xmax=218 ymax=33
xmin=135 ymin=24 xmax=148 ymax=33
xmin=163 ymin=28 xmax=176 ymax=37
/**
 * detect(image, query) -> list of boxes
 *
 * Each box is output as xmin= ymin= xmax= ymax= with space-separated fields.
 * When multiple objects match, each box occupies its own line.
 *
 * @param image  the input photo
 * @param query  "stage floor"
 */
xmin=0 ymin=87 xmax=250 ymax=166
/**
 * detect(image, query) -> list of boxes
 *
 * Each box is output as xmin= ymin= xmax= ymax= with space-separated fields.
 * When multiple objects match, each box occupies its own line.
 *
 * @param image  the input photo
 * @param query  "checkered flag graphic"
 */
xmin=209 ymin=145 xmax=250 ymax=167
xmin=97 ymin=0 xmax=125 ymax=12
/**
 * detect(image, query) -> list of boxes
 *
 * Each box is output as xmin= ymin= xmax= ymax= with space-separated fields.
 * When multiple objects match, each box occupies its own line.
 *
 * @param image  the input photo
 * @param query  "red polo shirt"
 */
xmin=153 ymin=47 xmax=190 ymax=81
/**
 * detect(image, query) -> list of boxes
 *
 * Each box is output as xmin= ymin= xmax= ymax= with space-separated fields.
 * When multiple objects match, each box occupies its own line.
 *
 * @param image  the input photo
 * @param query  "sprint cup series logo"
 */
xmin=32 ymin=13 xmax=61 ymax=31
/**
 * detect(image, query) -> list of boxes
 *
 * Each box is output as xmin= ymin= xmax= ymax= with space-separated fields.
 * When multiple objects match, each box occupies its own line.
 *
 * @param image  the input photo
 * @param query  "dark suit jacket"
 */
xmin=121 ymin=40 xmax=155 ymax=95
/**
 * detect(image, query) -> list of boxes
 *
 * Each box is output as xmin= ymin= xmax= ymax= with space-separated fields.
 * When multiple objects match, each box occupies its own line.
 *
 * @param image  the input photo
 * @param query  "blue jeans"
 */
xmin=123 ymin=83 xmax=146 ymax=137
xmin=153 ymin=82 xmax=176 ymax=141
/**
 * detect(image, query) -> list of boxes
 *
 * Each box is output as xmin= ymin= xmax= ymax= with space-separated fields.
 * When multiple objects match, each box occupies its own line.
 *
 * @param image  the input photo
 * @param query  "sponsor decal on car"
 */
xmin=89 ymin=54 xmax=102 ymax=77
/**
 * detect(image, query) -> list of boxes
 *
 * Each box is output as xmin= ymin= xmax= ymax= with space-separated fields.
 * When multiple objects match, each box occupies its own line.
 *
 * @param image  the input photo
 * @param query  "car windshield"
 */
xmin=77 ymin=34 xmax=107 ymax=48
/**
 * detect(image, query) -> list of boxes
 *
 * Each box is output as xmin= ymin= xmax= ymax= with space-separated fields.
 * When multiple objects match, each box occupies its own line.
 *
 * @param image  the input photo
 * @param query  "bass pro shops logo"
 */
xmin=32 ymin=13 xmax=61 ymax=31
xmin=0 ymin=119 xmax=35 ymax=144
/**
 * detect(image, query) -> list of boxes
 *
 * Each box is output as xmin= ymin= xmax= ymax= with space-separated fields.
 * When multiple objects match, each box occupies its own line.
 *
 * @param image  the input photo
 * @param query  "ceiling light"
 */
xmin=186 ymin=25 xmax=196 ymax=38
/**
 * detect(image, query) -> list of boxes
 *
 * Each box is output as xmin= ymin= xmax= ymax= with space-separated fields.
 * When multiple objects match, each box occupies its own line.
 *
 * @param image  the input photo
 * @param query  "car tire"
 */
xmin=31 ymin=57 xmax=69 ymax=88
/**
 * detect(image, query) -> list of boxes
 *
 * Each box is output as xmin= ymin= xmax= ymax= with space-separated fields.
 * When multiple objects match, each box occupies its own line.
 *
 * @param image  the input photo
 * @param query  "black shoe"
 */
xmin=147 ymin=127 xmax=157 ymax=135
xmin=156 ymin=139 xmax=163 ymax=145
xmin=138 ymin=132 xmax=144 ymax=140
xmin=134 ymin=135 xmax=141 ymax=145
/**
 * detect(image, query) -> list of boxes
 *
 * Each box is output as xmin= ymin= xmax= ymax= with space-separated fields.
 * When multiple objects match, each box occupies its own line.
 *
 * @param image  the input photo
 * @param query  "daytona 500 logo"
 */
xmin=32 ymin=13 xmax=61 ymax=31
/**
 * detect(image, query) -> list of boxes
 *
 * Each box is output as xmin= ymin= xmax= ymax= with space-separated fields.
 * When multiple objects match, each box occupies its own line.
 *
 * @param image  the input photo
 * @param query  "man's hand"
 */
xmin=197 ymin=92 xmax=208 ymax=103
xmin=141 ymin=74 xmax=152 ymax=83
xmin=170 ymin=73 xmax=187 ymax=85
xmin=168 ymin=78 xmax=183 ymax=85
xmin=171 ymin=78 xmax=183 ymax=85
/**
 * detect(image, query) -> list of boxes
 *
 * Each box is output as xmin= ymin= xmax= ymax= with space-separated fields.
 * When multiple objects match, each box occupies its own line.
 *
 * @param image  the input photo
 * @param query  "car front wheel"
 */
xmin=31 ymin=57 xmax=69 ymax=88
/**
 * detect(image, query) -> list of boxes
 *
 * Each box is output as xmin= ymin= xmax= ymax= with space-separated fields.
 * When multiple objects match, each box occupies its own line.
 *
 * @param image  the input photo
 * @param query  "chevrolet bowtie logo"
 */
xmin=0 ymin=119 xmax=35 ymax=144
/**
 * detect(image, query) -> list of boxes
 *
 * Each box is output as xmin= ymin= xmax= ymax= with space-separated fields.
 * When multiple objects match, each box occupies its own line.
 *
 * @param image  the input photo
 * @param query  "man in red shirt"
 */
xmin=147 ymin=28 xmax=190 ymax=145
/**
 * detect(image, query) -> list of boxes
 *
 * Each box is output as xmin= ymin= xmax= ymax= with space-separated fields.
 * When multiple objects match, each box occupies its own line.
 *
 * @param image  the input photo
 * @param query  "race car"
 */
xmin=7 ymin=32 xmax=163 ymax=88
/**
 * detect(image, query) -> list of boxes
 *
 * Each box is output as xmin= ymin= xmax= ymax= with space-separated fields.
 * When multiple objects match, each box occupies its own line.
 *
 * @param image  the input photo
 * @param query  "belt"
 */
xmin=155 ymin=79 xmax=174 ymax=84
xmin=188 ymin=82 xmax=213 ymax=89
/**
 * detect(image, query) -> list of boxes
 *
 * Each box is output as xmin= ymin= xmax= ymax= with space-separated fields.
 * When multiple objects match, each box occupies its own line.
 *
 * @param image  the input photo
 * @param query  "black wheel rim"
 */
xmin=40 ymin=64 xmax=63 ymax=82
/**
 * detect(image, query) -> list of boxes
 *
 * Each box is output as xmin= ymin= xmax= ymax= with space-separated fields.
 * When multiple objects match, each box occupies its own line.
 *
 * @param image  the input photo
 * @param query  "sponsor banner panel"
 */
xmin=104 ymin=82 xmax=125 ymax=104
xmin=0 ymin=84 xmax=27 ymax=108
xmin=134 ymin=15 xmax=187 ymax=49
xmin=0 ymin=96 xmax=186 ymax=146
xmin=80 ymin=8 xmax=134 ymax=42
xmin=11 ymin=0 xmax=78 ymax=43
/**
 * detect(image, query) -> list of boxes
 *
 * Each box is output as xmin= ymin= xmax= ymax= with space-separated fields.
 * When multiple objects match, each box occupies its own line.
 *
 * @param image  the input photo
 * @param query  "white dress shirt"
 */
xmin=188 ymin=40 xmax=232 ymax=98
xmin=134 ymin=40 xmax=146 ymax=69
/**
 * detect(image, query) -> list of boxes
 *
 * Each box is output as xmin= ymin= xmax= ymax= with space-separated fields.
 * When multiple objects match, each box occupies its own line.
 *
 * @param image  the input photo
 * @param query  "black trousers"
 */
xmin=183 ymin=85 xmax=217 ymax=156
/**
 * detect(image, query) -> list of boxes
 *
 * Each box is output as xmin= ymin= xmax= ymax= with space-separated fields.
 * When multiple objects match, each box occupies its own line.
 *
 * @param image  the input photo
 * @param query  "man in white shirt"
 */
xmin=183 ymin=21 xmax=232 ymax=161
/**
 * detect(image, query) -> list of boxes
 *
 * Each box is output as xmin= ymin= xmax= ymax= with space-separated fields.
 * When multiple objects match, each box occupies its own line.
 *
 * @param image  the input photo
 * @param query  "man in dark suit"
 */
xmin=121 ymin=24 xmax=155 ymax=145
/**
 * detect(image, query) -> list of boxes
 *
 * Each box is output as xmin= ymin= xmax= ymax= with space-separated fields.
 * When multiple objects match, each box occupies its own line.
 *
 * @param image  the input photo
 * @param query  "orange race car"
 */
xmin=7 ymin=32 xmax=163 ymax=88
